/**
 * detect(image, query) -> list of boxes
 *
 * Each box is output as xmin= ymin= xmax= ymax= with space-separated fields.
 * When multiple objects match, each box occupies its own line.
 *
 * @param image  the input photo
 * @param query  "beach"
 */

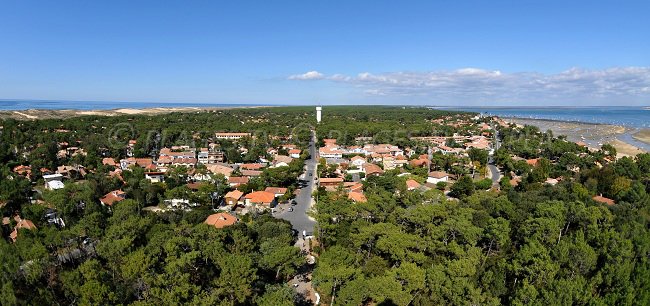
xmin=506 ymin=118 xmax=648 ymax=157
xmin=633 ymin=129 xmax=650 ymax=145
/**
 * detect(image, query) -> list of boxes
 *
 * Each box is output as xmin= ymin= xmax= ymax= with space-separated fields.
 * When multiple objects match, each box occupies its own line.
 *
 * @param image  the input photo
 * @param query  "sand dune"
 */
xmin=0 ymin=106 xmax=268 ymax=120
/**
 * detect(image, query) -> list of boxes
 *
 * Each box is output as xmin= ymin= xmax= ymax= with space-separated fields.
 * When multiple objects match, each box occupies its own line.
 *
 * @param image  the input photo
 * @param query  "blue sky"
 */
xmin=0 ymin=0 xmax=649 ymax=106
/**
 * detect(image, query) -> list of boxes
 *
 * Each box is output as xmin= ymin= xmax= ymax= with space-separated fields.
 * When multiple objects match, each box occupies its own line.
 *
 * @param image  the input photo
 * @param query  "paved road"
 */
xmin=275 ymin=130 xmax=318 ymax=235
xmin=488 ymin=124 xmax=503 ymax=185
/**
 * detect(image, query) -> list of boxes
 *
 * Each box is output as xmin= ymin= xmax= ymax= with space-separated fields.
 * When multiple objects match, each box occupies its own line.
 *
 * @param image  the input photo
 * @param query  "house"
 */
xmin=198 ymin=147 xmax=224 ymax=164
xmin=345 ymin=182 xmax=364 ymax=193
xmin=427 ymin=171 xmax=449 ymax=184
xmin=224 ymin=190 xmax=244 ymax=206
xmin=348 ymin=192 xmax=367 ymax=203
xmin=125 ymin=139 xmax=137 ymax=157
xmin=243 ymin=191 xmax=277 ymax=208
xmin=102 ymin=158 xmax=118 ymax=167
xmin=241 ymin=170 xmax=262 ymax=177
xmin=159 ymin=147 xmax=196 ymax=160
xmin=509 ymin=177 xmax=521 ymax=187
xmin=198 ymin=148 xmax=209 ymax=163
xmin=363 ymin=163 xmax=384 ymax=177
xmin=526 ymin=158 xmax=539 ymax=167
xmin=319 ymin=146 xmax=343 ymax=159
xmin=350 ymin=156 xmax=367 ymax=168
xmin=145 ymin=172 xmax=165 ymax=183
xmin=406 ymin=179 xmax=421 ymax=191
xmin=43 ymin=173 xmax=65 ymax=190
xmin=120 ymin=158 xmax=154 ymax=170
xmin=170 ymin=158 xmax=197 ymax=167
xmin=109 ymin=169 xmax=125 ymax=182
xmin=13 ymin=165 xmax=32 ymax=177
xmin=273 ymin=155 xmax=294 ymax=166
xmin=9 ymin=216 xmax=36 ymax=242
xmin=544 ymin=178 xmax=559 ymax=186
xmin=409 ymin=158 xmax=428 ymax=168
xmin=436 ymin=146 xmax=456 ymax=155
xmin=593 ymin=195 xmax=615 ymax=206
xmin=215 ymin=132 xmax=251 ymax=140
xmin=204 ymin=213 xmax=238 ymax=229
xmin=382 ymin=159 xmax=396 ymax=171
xmin=100 ymin=190 xmax=126 ymax=206
xmin=267 ymin=147 xmax=279 ymax=156
xmin=207 ymin=164 xmax=234 ymax=178
xmin=164 ymin=198 xmax=197 ymax=208
xmin=228 ymin=176 xmax=249 ymax=187
xmin=320 ymin=177 xmax=344 ymax=187
xmin=289 ymin=149 xmax=302 ymax=158
xmin=57 ymin=165 xmax=87 ymax=178
xmin=240 ymin=163 xmax=265 ymax=170
xmin=264 ymin=187 xmax=288 ymax=198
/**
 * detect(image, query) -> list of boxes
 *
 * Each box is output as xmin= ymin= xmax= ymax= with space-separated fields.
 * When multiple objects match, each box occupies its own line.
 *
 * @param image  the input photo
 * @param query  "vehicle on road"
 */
xmin=291 ymin=200 xmax=297 ymax=206
xmin=288 ymin=207 xmax=294 ymax=212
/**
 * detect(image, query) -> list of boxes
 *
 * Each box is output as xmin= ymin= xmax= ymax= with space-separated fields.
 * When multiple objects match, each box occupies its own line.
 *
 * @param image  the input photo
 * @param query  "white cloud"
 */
xmin=288 ymin=70 xmax=324 ymax=80
xmin=288 ymin=67 xmax=650 ymax=104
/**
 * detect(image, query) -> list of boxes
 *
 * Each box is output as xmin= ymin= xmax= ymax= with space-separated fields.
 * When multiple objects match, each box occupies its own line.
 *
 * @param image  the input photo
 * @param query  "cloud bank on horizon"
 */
xmin=289 ymin=67 xmax=650 ymax=105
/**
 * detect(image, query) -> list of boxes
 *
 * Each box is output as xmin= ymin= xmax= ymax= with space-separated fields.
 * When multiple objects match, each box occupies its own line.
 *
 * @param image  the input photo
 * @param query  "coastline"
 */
xmin=505 ymin=117 xmax=649 ymax=157
xmin=633 ymin=129 xmax=650 ymax=145
xmin=0 ymin=105 xmax=271 ymax=120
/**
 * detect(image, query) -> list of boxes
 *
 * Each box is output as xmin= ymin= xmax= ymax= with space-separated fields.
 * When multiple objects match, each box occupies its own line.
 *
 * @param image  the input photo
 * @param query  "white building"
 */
xmin=145 ymin=172 xmax=165 ymax=183
xmin=43 ymin=174 xmax=65 ymax=190
xmin=427 ymin=171 xmax=449 ymax=184
xmin=316 ymin=106 xmax=322 ymax=123
xmin=215 ymin=132 xmax=251 ymax=140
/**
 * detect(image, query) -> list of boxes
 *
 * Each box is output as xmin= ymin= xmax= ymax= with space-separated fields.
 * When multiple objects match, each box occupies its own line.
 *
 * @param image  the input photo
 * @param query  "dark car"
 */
xmin=291 ymin=200 xmax=297 ymax=206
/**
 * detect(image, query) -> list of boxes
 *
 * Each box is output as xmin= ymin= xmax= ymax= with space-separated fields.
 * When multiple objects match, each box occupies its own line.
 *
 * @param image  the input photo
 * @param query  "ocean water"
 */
xmin=0 ymin=100 xmax=266 ymax=111
xmin=438 ymin=106 xmax=650 ymax=129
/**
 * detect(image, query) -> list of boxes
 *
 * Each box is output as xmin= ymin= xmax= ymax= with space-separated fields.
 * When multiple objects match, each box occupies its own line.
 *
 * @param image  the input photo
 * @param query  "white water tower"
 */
xmin=316 ymin=106 xmax=322 ymax=123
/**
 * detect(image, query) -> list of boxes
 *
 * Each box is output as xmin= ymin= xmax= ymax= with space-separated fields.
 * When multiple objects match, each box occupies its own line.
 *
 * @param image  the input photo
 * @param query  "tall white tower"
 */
xmin=316 ymin=106 xmax=322 ymax=123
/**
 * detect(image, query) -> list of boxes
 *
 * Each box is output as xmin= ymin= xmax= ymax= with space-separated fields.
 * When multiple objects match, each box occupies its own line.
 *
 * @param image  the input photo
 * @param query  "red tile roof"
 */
xmin=264 ymin=187 xmax=288 ymax=195
xmin=244 ymin=191 xmax=276 ymax=204
xmin=526 ymin=158 xmax=539 ymax=167
xmin=363 ymin=163 xmax=384 ymax=176
xmin=225 ymin=190 xmax=244 ymax=200
xmin=229 ymin=176 xmax=249 ymax=185
xmin=428 ymin=171 xmax=448 ymax=179
xmin=406 ymin=179 xmax=421 ymax=190
xmin=100 ymin=190 xmax=126 ymax=206
xmin=204 ymin=213 xmax=238 ymax=229
xmin=320 ymin=177 xmax=344 ymax=184
xmin=348 ymin=192 xmax=367 ymax=203
xmin=240 ymin=163 xmax=265 ymax=170
xmin=241 ymin=170 xmax=262 ymax=177
xmin=593 ymin=195 xmax=615 ymax=206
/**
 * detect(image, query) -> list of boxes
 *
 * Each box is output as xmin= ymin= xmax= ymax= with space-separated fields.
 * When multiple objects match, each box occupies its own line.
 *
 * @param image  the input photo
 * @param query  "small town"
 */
xmin=2 ymin=2 xmax=649 ymax=303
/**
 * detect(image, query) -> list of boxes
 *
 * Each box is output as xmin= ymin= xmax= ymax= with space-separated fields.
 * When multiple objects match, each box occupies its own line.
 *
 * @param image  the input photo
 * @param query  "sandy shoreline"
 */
xmin=505 ymin=118 xmax=649 ymax=157
xmin=0 ymin=105 xmax=271 ymax=120
xmin=633 ymin=129 xmax=650 ymax=145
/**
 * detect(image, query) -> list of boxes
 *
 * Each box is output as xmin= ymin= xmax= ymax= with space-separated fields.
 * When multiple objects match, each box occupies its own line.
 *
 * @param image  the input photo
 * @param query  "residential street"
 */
xmin=488 ymin=125 xmax=503 ymax=185
xmin=275 ymin=130 xmax=318 ymax=235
